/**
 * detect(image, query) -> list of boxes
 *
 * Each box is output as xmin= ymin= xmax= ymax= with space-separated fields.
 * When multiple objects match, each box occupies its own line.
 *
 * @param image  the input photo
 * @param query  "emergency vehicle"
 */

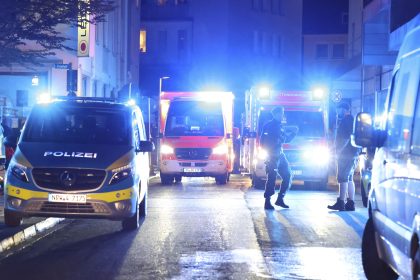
xmin=159 ymin=91 xmax=234 ymax=185
xmin=4 ymin=97 xmax=154 ymax=230
xmin=241 ymin=89 xmax=330 ymax=189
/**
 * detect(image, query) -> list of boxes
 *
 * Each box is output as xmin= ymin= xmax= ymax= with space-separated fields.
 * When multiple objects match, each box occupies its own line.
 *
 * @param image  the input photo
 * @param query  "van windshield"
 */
xmin=165 ymin=101 xmax=224 ymax=136
xmin=258 ymin=109 xmax=325 ymax=138
xmin=23 ymin=106 xmax=131 ymax=145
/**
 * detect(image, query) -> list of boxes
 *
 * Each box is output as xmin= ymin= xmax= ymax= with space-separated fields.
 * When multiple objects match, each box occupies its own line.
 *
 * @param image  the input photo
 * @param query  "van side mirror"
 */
xmin=352 ymin=112 xmax=375 ymax=148
xmin=138 ymin=141 xmax=155 ymax=152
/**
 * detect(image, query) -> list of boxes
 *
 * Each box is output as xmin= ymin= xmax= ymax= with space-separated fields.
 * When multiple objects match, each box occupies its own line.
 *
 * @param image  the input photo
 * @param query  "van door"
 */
xmin=376 ymin=53 xmax=420 ymax=256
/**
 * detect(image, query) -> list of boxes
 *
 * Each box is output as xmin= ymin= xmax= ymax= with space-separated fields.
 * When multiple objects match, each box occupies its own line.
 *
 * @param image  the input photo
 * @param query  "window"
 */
xmin=316 ymin=44 xmax=328 ymax=59
xmin=253 ymin=30 xmax=260 ymax=54
xmin=178 ymin=29 xmax=187 ymax=54
xmin=158 ymin=30 xmax=167 ymax=52
xmin=140 ymin=30 xmax=147 ymax=52
xmin=342 ymin=13 xmax=349 ymax=25
xmin=332 ymin=44 xmax=345 ymax=59
xmin=411 ymin=86 xmax=420 ymax=155
xmin=262 ymin=0 xmax=270 ymax=11
xmin=175 ymin=0 xmax=187 ymax=4
xmin=103 ymin=15 xmax=108 ymax=48
xmin=95 ymin=23 xmax=100 ymax=43
xmin=262 ymin=32 xmax=269 ymax=55
xmin=93 ymin=80 xmax=97 ymax=97
xmin=23 ymin=107 xmax=130 ymax=145
xmin=271 ymin=0 xmax=283 ymax=15
xmin=252 ymin=0 xmax=262 ymax=11
xmin=272 ymin=34 xmax=282 ymax=57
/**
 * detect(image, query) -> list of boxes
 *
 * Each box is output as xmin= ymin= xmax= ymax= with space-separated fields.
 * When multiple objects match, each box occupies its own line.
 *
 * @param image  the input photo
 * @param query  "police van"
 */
xmin=3 ymin=97 xmax=154 ymax=230
xmin=353 ymin=26 xmax=420 ymax=279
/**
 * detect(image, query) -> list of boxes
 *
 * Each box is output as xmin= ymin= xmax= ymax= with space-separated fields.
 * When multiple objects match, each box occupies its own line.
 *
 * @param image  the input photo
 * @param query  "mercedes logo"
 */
xmin=60 ymin=171 xmax=77 ymax=187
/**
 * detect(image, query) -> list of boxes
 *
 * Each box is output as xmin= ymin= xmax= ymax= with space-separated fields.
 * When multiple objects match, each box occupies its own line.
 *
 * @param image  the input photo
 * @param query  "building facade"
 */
xmin=0 ymin=0 xmax=140 ymax=129
xmin=139 ymin=0 xmax=303 ymax=97
xmin=334 ymin=0 xmax=419 ymax=116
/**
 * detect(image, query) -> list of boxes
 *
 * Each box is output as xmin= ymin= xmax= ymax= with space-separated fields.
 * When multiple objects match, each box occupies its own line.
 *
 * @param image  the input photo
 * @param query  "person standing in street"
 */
xmin=261 ymin=107 xmax=298 ymax=210
xmin=328 ymin=102 xmax=360 ymax=211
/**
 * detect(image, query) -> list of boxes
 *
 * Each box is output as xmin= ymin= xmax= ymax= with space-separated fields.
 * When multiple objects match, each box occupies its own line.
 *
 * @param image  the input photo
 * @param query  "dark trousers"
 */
xmin=264 ymin=153 xmax=292 ymax=198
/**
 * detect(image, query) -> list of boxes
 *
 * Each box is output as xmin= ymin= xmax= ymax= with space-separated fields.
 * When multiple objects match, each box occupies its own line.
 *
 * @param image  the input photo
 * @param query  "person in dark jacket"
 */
xmin=328 ymin=102 xmax=360 ymax=211
xmin=260 ymin=106 xmax=298 ymax=209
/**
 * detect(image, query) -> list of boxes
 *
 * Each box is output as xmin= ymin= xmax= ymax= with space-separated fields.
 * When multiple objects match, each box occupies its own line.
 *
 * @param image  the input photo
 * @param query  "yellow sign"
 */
xmin=78 ymin=1 xmax=90 ymax=57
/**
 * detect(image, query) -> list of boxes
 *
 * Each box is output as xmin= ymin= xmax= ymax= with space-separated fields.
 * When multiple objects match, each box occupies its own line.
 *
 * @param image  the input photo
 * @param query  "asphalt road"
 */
xmin=0 ymin=175 xmax=368 ymax=280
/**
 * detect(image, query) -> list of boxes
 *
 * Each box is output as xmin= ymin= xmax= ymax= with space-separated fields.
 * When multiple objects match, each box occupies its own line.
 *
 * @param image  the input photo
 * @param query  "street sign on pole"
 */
xmin=55 ymin=63 xmax=71 ymax=69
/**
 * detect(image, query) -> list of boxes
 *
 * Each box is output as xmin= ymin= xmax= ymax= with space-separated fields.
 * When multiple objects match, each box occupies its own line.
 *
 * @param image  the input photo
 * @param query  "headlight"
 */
xmin=257 ymin=148 xmax=268 ymax=160
xmin=160 ymin=144 xmax=174 ymax=154
xmin=213 ymin=143 xmax=228 ymax=155
xmin=303 ymin=146 xmax=330 ymax=165
xmin=10 ymin=163 xmax=29 ymax=183
xmin=109 ymin=164 xmax=133 ymax=185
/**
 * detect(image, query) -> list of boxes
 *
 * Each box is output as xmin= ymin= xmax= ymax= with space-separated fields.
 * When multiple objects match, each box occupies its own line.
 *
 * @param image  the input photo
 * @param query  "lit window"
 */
xmin=140 ymin=30 xmax=147 ymax=53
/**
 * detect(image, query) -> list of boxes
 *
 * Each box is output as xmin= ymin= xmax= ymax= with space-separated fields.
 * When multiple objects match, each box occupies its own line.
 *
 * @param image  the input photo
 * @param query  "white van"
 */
xmin=353 ymin=26 xmax=420 ymax=279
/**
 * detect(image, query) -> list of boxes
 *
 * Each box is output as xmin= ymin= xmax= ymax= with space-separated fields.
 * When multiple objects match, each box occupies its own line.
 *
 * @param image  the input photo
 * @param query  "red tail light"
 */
xmin=6 ymin=147 xmax=15 ymax=160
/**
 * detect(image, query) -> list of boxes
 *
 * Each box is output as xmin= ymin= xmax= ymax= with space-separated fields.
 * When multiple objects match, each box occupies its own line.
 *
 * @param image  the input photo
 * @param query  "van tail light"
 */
xmin=6 ymin=147 xmax=15 ymax=161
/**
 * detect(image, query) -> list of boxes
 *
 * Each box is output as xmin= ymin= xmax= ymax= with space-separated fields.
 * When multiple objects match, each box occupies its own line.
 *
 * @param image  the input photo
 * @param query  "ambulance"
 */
xmin=159 ymin=91 xmax=234 ymax=185
xmin=241 ymin=89 xmax=330 ymax=189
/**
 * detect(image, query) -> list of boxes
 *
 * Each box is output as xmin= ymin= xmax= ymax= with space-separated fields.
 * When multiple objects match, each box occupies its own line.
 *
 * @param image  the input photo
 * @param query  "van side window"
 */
xmin=410 ymin=83 xmax=420 ymax=155
xmin=385 ymin=57 xmax=419 ymax=152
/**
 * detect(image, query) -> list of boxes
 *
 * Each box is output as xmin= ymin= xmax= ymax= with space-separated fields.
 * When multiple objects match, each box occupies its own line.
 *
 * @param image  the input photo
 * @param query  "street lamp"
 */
xmin=159 ymin=76 xmax=170 ymax=97
xmin=157 ymin=76 xmax=170 ymax=169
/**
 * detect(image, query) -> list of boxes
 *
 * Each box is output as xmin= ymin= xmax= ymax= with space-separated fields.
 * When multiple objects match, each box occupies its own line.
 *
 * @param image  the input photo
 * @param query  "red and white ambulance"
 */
xmin=241 ymin=89 xmax=330 ymax=189
xmin=159 ymin=91 xmax=234 ymax=185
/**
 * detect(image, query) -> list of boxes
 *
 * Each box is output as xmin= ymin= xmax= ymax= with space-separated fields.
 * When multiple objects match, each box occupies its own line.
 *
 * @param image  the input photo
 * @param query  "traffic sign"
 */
xmin=55 ymin=63 xmax=70 ymax=69
xmin=332 ymin=91 xmax=342 ymax=103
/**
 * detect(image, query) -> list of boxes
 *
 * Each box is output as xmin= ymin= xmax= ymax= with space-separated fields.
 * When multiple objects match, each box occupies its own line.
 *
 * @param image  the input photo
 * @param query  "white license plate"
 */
xmin=183 ymin=168 xmax=202 ymax=173
xmin=292 ymin=170 xmax=302 ymax=175
xmin=48 ymin=193 xmax=87 ymax=203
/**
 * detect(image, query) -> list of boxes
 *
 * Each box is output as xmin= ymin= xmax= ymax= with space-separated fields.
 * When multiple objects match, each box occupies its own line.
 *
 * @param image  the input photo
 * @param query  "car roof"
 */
xmin=36 ymin=97 xmax=136 ymax=112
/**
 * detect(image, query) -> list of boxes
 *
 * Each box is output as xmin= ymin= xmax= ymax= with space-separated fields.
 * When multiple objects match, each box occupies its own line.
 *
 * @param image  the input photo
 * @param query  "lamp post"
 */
xmin=157 ymin=76 xmax=170 ymax=169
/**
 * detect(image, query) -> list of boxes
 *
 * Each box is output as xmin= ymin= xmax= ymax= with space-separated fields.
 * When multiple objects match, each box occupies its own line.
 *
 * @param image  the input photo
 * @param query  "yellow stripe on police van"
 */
xmin=6 ymin=185 xmax=134 ymax=203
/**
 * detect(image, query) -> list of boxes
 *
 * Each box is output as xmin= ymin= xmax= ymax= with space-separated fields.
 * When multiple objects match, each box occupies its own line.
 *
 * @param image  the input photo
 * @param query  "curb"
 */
xmin=0 ymin=218 xmax=64 ymax=253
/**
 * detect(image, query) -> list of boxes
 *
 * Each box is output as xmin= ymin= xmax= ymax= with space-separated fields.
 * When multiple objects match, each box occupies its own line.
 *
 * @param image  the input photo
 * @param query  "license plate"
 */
xmin=183 ymin=168 xmax=202 ymax=173
xmin=48 ymin=193 xmax=87 ymax=203
xmin=292 ymin=170 xmax=302 ymax=175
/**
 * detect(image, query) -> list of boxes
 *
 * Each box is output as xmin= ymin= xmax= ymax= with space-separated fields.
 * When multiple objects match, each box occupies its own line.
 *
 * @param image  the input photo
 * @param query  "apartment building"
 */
xmin=139 ymin=0 xmax=303 ymax=96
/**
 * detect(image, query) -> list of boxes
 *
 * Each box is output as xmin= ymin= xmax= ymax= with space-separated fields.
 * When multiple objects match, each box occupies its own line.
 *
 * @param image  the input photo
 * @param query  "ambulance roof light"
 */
xmin=311 ymin=86 xmax=327 ymax=101
xmin=258 ymin=87 xmax=271 ymax=99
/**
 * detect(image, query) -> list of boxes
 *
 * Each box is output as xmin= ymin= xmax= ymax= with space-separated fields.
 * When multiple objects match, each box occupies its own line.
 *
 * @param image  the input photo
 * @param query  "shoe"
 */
xmin=275 ymin=195 xmax=289 ymax=208
xmin=345 ymin=199 xmax=355 ymax=211
xmin=264 ymin=198 xmax=275 ymax=210
xmin=327 ymin=198 xmax=345 ymax=211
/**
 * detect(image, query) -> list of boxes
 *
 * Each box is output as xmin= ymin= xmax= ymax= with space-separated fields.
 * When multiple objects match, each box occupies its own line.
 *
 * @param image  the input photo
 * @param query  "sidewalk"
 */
xmin=0 ymin=168 xmax=63 ymax=254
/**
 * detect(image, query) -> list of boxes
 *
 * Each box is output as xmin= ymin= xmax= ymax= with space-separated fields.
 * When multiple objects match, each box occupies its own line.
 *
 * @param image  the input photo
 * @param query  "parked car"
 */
xmin=353 ymin=26 xmax=420 ymax=280
xmin=3 ymin=97 xmax=154 ymax=230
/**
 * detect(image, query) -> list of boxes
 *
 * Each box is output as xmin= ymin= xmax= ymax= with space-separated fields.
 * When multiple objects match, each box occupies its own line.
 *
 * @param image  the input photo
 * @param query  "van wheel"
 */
xmin=252 ymin=175 xmax=266 ymax=190
xmin=160 ymin=173 xmax=174 ymax=185
xmin=174 ymin=175 xmax=182 ymax=183
xmin=215 ymin=173 xmax=228 ymax=185
xmin=4 ymin=209 xmax=23 ymax=227
xmin=362 ymin=218 xmax=398 ymax=280
xmin=122 ymin=199 xmax=139 ymax=230
xmin=361 ymin=181 xmax=368 ymax=208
